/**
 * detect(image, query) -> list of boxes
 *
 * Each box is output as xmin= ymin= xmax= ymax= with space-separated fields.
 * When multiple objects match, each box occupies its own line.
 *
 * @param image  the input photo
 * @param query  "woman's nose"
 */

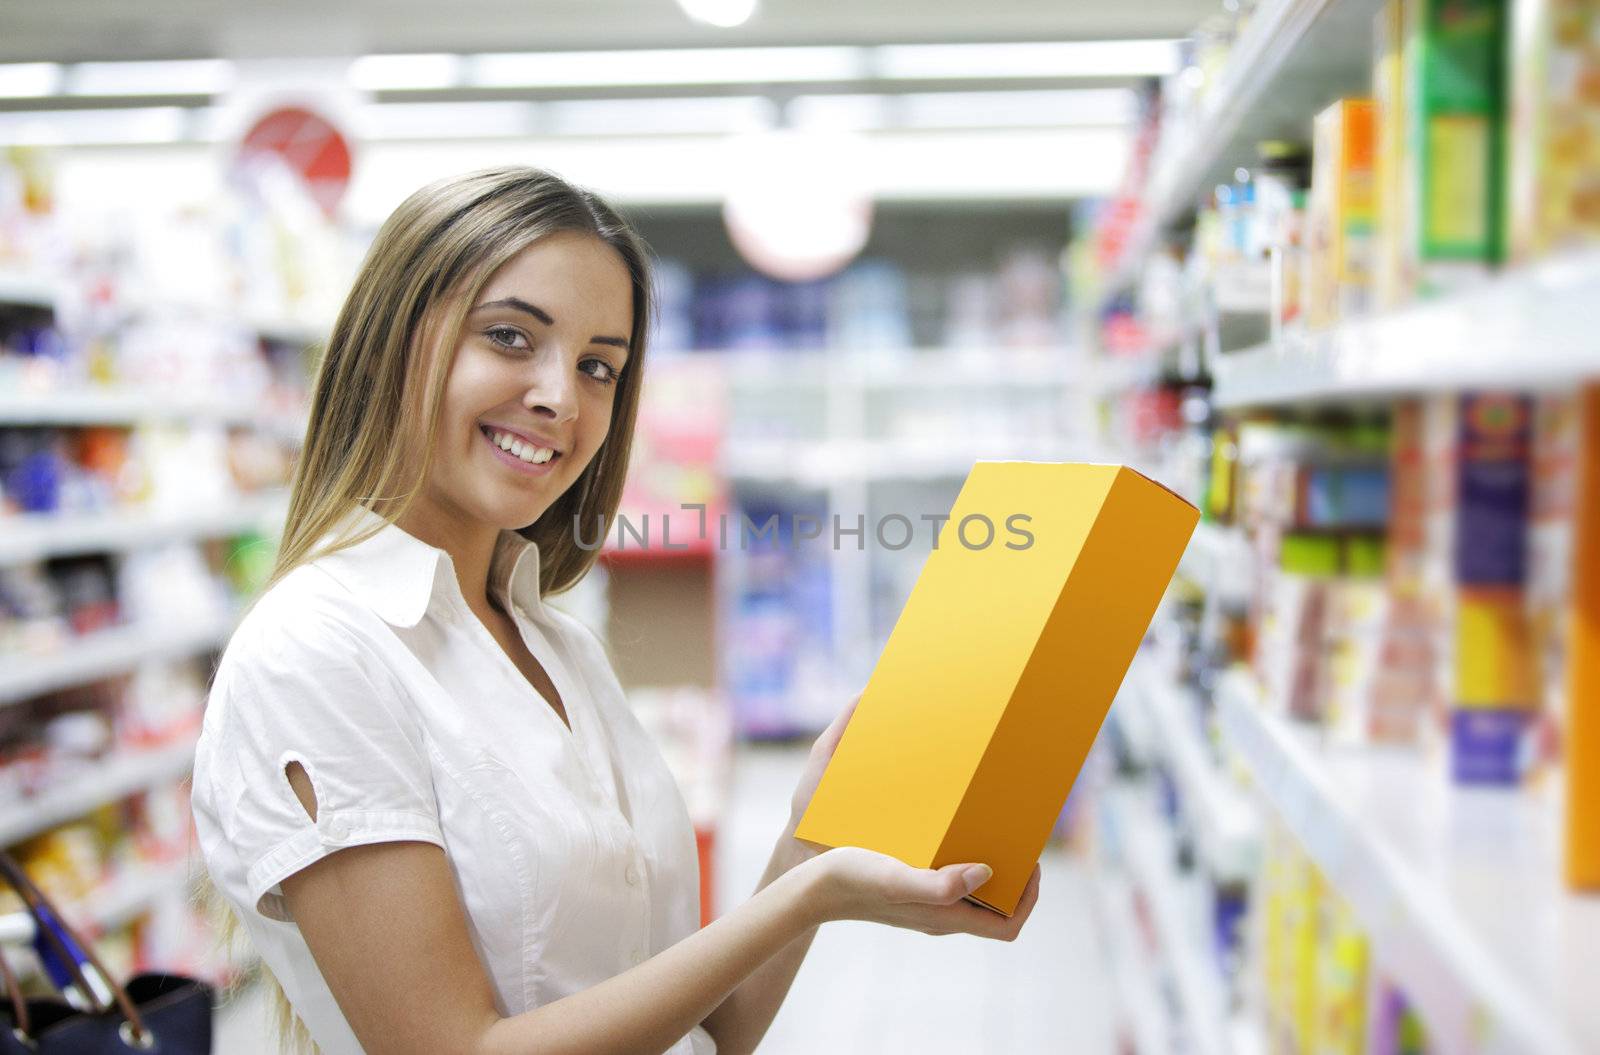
xmin=521 ymin=354 xmax=579 ymax=422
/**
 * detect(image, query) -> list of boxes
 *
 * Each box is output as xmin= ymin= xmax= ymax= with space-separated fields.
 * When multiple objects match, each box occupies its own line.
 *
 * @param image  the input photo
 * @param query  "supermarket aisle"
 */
xmin=723 ymin=743 xmax=1114 ymax=1055
xmin=216 ymin=741 xmax=1113 ymax=1054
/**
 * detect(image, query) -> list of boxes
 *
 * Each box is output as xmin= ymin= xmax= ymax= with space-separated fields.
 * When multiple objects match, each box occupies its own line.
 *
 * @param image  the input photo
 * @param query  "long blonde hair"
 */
xmin=201 ymin=165 xmax=656 ymax=1051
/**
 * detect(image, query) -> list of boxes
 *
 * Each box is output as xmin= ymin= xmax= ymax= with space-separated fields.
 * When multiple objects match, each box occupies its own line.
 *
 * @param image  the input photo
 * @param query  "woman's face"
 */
xmin=418 ymin=230 xmax=634 ymax=534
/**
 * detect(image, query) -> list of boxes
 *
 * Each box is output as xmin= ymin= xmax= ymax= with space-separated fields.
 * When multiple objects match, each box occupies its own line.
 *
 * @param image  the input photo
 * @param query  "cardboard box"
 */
xmin=1306 ymin=98 xmax=1376 ymax=328
xmin=793 ymin=462 xmax=1198 ymax=914
xmin=1404 ymin=0 xmax=1507 ymax=287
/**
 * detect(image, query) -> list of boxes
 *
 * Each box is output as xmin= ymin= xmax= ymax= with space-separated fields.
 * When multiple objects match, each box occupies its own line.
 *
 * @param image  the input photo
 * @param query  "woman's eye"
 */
xmin=485 ymin=326 xmax=529 ymax=351
xmin=580 ymin=358 xmax=620 ymax=385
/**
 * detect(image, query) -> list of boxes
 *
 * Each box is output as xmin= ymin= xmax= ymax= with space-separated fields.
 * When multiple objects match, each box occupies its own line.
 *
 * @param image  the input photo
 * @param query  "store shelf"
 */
xmin=80 ymin=858 xmax=194 ymax=935
xmin=0 ymin=738 xmax=196 ymax=848
xmin=1177 ymin=521 xmax=1252 ymax=608
xmin=0 ymin=271 xmax=57 ymax=311
xmin=0 ymin=490 xmax=288 ymax=565
xmin=247 ymin=315 xmax=328 ymax=347
xmin=1092 ymin=863 xmax=1173 ymax=1055
xmin=1103 ymin=0 xmax=1382 ymax=299
xmin=720 ymin=348 xmax=1074 ymax=391
xmin=1128 ymin=661 xmax=1259 ymax=883
xmin=0 ymin=388 xmax=307 ymax=433
xmin=1111 ymin=784 xmax=1254 ymax=1055
xmin=1217 ymin=672 xmax=1600 ymax=1055
xmin=725 ymin=436 xmax=1092 ymax=485
xmin=1211 ymin=250 xmax=1600 ymax=409
xmin=0 ymin=616 xmax=235 ymax=707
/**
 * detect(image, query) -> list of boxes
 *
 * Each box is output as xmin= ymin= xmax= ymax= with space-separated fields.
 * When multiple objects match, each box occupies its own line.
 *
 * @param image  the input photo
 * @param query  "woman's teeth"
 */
xmin=484 ymin=427 xmax=557 ymax=465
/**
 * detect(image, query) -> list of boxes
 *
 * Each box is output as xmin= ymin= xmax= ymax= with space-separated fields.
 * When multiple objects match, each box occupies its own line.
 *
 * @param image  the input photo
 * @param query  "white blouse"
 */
xmin=191 ymin=507 xmax=717 ymax=1055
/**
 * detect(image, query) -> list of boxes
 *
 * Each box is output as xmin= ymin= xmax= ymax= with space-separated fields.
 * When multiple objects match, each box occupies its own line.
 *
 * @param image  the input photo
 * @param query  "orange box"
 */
xmin=794 ymin=462 xmax=1198 ymax=914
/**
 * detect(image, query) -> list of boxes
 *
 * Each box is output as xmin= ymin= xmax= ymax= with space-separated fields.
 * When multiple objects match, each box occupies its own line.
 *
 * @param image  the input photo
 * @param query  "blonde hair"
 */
xmin=198 ymin=165 xmax=655 ymax=1051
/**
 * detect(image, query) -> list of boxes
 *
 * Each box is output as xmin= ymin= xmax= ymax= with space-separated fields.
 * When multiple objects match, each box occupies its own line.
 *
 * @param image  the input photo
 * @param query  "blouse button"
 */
xmin=625 ymin=863 xmax=641 ymax=886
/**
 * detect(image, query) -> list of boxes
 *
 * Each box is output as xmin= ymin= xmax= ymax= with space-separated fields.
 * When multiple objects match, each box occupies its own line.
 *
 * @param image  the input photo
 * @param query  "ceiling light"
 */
xmin=676 ymin=0 xmax=759 ymax=28
xmin=543 ymin=96 xmax=774 ymax=136
xmin=873 ymin=40 xmax=1181 ymax=80
xmin=0 ymin=107 xmax=188 ymax=145
xmin=467 ymin=46 xmax=863 ymax=88
xmin=349 ymin=54 xmax=463 ymax=92
xmin=66 ymin=60 xmax=233 ymax=97
xmin=361 ymin=101 xmax=538 ymax=139
xmin=0 ymin=64 xmax=62 ymax=99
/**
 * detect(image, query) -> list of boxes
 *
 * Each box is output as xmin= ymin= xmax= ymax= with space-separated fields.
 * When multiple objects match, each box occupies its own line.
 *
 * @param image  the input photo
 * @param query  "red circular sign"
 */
xmin=236 ymin=105 xmax=352 ymax=218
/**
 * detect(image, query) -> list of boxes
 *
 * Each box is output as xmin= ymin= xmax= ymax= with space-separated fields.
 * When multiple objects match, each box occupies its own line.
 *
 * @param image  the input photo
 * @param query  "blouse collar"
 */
xmin=315 ymin=505 xmax=546 ymax=628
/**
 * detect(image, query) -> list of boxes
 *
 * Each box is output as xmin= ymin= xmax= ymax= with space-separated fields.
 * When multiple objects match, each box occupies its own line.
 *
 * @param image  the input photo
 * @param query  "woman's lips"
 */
xmin=480 ymin=425 xmax=561 ymax=477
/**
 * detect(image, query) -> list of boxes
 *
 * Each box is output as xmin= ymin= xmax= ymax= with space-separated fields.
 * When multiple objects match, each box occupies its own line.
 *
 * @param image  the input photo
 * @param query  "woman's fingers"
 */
xmin=811 ymin=690 xmax=863 ymax=761
xmin=899 ymin=862 xmax=1042 ymax=940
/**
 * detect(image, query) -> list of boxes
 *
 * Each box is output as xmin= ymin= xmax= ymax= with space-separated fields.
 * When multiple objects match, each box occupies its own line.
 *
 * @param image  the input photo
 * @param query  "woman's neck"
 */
xmin=393 ymin=499 xmax=501 ymax=617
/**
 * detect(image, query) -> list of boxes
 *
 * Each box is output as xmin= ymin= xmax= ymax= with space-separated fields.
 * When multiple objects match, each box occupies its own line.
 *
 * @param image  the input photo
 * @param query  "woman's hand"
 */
xmin=801 ymin=847 xmax=1041 ymax=941
xmin=787 ymin=691 xmax=861 ymax=830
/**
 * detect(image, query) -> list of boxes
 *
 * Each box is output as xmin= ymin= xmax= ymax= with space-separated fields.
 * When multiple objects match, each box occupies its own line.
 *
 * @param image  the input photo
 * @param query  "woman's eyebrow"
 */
xmin=474 ymin=296 xmax=631 ymax=351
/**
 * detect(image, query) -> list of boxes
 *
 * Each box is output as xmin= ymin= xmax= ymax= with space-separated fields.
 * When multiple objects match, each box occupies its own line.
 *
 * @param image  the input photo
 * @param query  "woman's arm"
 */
xmin=282 ymin=834 xmax=822 ymax=1055
xmin=281 ymin=755 xmax=1037 ymax=1055
xmin=696 ymin=828 xmax=821 ymax=1055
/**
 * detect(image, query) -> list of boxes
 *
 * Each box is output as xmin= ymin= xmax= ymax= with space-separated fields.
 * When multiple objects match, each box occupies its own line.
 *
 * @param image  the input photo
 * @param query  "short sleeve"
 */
xmin=205 ymin=613 xmax=444 ymax=922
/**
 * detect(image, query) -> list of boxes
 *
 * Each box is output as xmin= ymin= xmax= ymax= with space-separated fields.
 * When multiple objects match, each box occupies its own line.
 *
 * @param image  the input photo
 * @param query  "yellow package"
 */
xmin=795 ymin=462 xmax=1198 ymax=913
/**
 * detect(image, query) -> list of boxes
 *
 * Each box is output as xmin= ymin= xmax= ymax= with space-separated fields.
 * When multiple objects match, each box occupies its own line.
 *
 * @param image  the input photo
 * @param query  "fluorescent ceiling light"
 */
xmin=874 ymin=40 xmax=1181 ymax=80
xmin=676 ymin=0 xmax=758 ymax=28
xmin=789 ymin=89 xmax=1134 ymax=132
xmin=66 ymin=59 xmax=233 ymax=96
xmin=349 ymin=54 xmax=464 ymax=92
xmin=362 ymin=101 xmax=538 ymax=139
xmin=468 ymin=46 xmax=864 ymax=88
xmin=544 ymin=96 xmax=774 ymax=136
xmin=787 ymin=95 xmax=892 ymax=132
xmin=0 ymin=107 xmax=188 ymax=145
xmin=0 ymin=63 xmax=62 ymax=99
xmin=897 ymin=88 xmax=1135 ymax=128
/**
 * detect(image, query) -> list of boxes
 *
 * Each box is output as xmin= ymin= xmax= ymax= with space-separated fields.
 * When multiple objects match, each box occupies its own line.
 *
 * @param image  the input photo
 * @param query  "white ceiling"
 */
xmin=1 ymin=0 xmax=1217 ymax=64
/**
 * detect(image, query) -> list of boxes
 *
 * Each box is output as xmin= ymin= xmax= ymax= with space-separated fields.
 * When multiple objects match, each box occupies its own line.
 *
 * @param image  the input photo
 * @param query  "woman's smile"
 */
xmin=479 ymin=423 xmax=564 ymax=477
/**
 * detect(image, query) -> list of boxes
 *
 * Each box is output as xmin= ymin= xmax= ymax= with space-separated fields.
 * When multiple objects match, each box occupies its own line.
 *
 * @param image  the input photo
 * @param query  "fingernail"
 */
xmin=962 ymin=864 xmax=993 ymax=892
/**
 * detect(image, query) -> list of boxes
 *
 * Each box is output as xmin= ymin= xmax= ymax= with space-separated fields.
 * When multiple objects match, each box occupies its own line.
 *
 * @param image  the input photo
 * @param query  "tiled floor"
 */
xmin=217 ymin=742 xmax=1115 ymax=1054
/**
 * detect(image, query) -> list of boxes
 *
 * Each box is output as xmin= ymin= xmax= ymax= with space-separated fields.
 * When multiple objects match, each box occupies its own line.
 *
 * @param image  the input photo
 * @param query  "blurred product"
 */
xmin=1403 ymin=0 xmax=1508 ymax=290
xmin=1506 ymin=0 xmax=1600 ymax=260
xmin=1373 ymin=0 xmax=1411 ymax=306
xmin=1451 ymin=394 xmax=1539 ymax=783
xmin=1306 ymin=99 xmax=1377 ymax=327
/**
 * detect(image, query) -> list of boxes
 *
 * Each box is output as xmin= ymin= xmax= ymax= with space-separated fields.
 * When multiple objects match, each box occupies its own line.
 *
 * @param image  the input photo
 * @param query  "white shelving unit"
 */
xmin=1109 ymin=783 xmax=1260 ymax=1055
xmin=0 ymin=737 xmax=196 ymax=848
xmin=1217 ymin=672 xmax=1600 ymax=1055
xmin=0 ymin=271 xmax=57 ymax=311
xmin=1212 ymin=250 xmax=1600 ymax=408
xmin=0 ymin=388 xmax=306 ymax=435
xmin=0 ymin=490 xmax=288 ymax=565
xmin=1102 ymin=0 xmax=1381 ymax=300
xmin=1176 ymin=521 xmax=1253 ymax=609
xmin=85 ymin=857 xmax=195 ymax=934
xmin=718 ymin=347 xmax=1074 ymax=391
xmin=1091 ymin=861 xmax=1175 ymax=1055
xmin=723 ymin=435 xmax=1095 ymax=486
xmin=1125 ymin=660 xmax=1260 ymax=884
xmin=0 ymin=616 xmax=235 ymax=707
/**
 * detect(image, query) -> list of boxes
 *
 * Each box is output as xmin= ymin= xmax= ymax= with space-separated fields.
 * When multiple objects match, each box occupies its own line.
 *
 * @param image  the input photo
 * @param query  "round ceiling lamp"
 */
xmin=676 ymin=0 xmax=759 ymax=28
xmin=722 ymin=128 xmax=874 ymax=282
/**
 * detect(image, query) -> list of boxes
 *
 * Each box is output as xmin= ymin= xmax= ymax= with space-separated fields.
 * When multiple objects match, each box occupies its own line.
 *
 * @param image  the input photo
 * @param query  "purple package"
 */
xmin=1454 ymin=393 xmax=1532 ymax=586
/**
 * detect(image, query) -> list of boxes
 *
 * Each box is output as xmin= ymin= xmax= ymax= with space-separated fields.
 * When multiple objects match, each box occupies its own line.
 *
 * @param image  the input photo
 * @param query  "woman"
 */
xmin=191 ymin=166 xmax=1040 ymax=1055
